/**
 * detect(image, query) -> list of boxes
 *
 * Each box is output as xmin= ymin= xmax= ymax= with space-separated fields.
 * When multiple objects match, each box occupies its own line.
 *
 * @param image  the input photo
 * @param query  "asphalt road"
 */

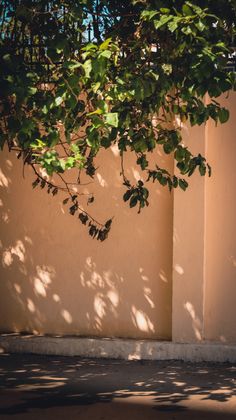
xmin=0 ymin=354 xmax=235 ymax=420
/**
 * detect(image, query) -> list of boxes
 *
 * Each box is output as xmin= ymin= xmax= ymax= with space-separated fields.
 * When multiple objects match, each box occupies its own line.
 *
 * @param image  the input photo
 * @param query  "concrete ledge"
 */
xmin=0 ymin=334 xmax=236 ymax=362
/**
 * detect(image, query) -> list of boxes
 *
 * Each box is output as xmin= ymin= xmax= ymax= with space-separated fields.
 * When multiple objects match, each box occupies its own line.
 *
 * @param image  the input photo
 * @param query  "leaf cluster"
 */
xmin=0 ymin=0 xmax=235 ymax=238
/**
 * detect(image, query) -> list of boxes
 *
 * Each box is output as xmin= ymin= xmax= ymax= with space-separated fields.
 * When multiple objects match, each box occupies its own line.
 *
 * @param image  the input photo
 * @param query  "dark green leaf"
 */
xmin=179 ymin=179 xmax=188 ymax=191
xmin=218 ymin=108 xmax=229 ymax=124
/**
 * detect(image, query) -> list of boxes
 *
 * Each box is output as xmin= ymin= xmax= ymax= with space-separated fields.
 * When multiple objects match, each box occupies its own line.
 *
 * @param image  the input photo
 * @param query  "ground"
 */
xmin=0 ymin=354 xmax=235 ymax=419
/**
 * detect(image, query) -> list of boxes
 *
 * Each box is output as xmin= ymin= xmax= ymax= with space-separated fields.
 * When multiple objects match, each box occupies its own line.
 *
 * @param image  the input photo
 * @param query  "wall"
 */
xmin=0 ymin=146 xmax=173 ymax=339
xmin=1 ymin=93 xmax=236 ymax=345
xmin=204 ymin=91 xmax=236 ymax=344
xmin=172 ymin=92 xmax=236 ymax=344
xmin=172 ymin=123 xmax=206 ymax=343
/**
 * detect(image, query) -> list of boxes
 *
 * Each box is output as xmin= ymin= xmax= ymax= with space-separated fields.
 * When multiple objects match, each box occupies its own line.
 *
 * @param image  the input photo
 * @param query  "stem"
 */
xmin=120 ymin=151 xmax=131 ymax=187
xmin=31 ymin=164 xmax=105 ymax=228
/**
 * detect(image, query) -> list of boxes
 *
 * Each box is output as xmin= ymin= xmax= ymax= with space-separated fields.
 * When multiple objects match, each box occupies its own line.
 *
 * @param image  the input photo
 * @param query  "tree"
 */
xmin=0 ymin=0 xmax=235 ymax=239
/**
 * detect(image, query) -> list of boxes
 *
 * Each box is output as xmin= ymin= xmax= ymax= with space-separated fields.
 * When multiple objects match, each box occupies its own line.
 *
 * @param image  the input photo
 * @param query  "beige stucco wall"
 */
xmin=0 ymin=147 xmax=173 ymax=339
xmin=172 ymin=92 xmax=236 ymax=345
xmin=204 ymin=92 xmax=236 ymax=344
xmin=172 ymin=123 xmax=206 ymax=343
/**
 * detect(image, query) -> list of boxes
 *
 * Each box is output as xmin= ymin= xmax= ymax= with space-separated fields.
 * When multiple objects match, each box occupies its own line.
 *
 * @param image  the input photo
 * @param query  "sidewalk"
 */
xmin=0 ymin=353 xmax=235 ymax=419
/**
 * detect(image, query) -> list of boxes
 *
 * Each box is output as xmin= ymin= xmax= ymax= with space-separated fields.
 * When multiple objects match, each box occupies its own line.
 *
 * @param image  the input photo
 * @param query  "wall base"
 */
xmin=0 ymin=334 xmax=236 ymax=362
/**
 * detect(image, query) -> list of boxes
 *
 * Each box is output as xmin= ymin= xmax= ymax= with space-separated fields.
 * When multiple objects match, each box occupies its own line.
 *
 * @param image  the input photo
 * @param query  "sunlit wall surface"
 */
xmin=172 ymin=92 xmax=236 ymax=345
xmin=0 ymin=145 xmax=173 ymax=339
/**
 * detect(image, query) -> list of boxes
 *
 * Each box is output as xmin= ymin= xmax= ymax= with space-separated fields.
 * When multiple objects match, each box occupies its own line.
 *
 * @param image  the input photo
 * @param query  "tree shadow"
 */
xmin=0 ymin=354 xmax=236 ymax=419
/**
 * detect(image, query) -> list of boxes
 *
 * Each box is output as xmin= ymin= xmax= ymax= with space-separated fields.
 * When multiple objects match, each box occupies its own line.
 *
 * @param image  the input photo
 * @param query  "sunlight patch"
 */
xmin=61 ymin=309 xmax=72 ymax=324
xmin=131 ymin=306 xmax=155 ymax=333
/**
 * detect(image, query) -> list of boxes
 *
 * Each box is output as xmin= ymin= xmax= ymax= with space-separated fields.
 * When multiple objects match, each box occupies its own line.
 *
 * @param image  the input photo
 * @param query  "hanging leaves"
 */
xmin=0 ymin=0 xmax=235 ymax=239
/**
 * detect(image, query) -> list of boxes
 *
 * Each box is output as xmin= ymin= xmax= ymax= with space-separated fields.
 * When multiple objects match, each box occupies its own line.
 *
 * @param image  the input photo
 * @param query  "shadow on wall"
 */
xmin=0 ymin=354 xmax=236 ymax=419
xmin=0 ymin=147 xmax=173 ymax=339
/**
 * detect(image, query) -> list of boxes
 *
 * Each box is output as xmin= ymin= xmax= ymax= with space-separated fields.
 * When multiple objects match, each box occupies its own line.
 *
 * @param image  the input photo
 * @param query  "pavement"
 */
xmin=0 ymin=353 xmax=235 ymax=420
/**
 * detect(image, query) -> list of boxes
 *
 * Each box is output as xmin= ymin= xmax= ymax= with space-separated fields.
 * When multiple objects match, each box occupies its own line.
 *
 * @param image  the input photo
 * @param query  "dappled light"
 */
xmin=2 ymin=91 xmax=236 ymax=346
xmin=143 ymin=287 xmax=155 ymax=309
xmin=2 ymin=250 xmax=13 ymax=268
xmin=0 ymin=168 xmax=10 ymax=188
xmin=131 ymin=168 xmax=143 ymax=182
xmin=94 ymin=295 xmax=107 ymax=319
xmin=107 ymin=290 xmax=119 ymax=308
xmin=2 ymin=211 xmax=10 ymax=223
xmin=0 ymin=147 xmax=173 ymax=339
xmin=0 ymin=355 xmax=236 ymax=419
xmin=229 ymin=256 xmax=236 ymax=268
xmin=174 ymin=264 xmax=184 ymax=275
xmin=61 ymin=310 xmax=73 ymax=324
xmin=33 ymin=266 xmax=55 ymax=298
xmin=52 ymin=294 xmax=61 ymax=303
xmin=96 ymin=173 xmax=108 ymax=188
xmin=2 ymin=240 xmax=26 ymax=267
xmin=34 ymin=278 xmax=47 ymax=297
xmin=159 ymin=270 xmax=168 ymax=283
xmin=27 ymin=299 xmax=36 ymax=314
xmin=14 ymin=284 xmax=22 ymax=294
xmin=184 ymin=302 xmax=202 ymax=341
xmin=131 ymin=306 xmax=155 ymax=334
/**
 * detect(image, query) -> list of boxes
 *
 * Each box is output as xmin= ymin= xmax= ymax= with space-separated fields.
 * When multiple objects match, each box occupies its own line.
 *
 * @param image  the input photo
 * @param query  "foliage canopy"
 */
xmin=0 ymin=0 xmax=235 ymax=239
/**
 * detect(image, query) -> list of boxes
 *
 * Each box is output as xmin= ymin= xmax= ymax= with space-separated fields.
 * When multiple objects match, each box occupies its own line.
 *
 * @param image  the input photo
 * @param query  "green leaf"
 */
xmin=175 ymin=147 xmax=186 ymax=162
xmin=55 ymin=96 xmax=63 ymax=106
xmin=104 ymin=113 xmax=119 ymax=127
xmin=172 ymin=176 xmax=178 ymax=188
xmin=68 ymin=74 xmax=80 ymax=88
xmin=195 ymin=20 xmax=206 ymax=32
xmin=141 ymin=10 xmax=158 ymax=20
xmin=137 ymin=155 xmax=148 ymax=170
xmin=199 ymin=164 xmax=206 ymax=176
xmin=79 ymin=213 xmax=89 ymax=225
xmin=47 ymin=131 xmax=59 ymax=147
xmin=65 ymin=156 xmax=75 ymax=169
xmin=83 ymin=59 xmax=92 ymax=78
xmin=163 ymin=142 xmax=174 ymax=154
xmin=179 ymin=179 xmax=188 ymax=191
xmin=62 ymin=60 xmax=82 ymax=70
xmin=65 ymin=95 xmax=78 ymax=110
xmin=181 ymin=25 xmax=193 ymax=35
xmin=154 ymin=15 xmax=172 ymax=29
xmin=207 ymin=164 xmax=212 ymax=177
xmin=105 ymin=219 xmax=112 ymax=229
xmin=168 ymin=17 xmax=181 ymax=32
xmin=160 ymin=8 xmax=170 ymax=14
xmin=28 ymin=87 xmax=37 ymax=95
xmin=130 ymin=195 xmax=138 ymax=208
xmin=101 ymin=137 xmax=112 ymax=148
xmin=99 ymin=38 xmax=112 ymax=50
xmin=142 ymin=188 xmax=149 ymax=200
xmin=91 ymin=82 xmax=101 ymax=93
xmin=42 ymin=105 xmax=49 ymax=115
xmin=99 ymin=50 xmax=112 ymax=59
xmin=159 ymin=176 xmax=168 ymax=186
xmin=87 ymin=109 xmax=103 ymax=116
xmin=133 ymin=139 xmax=148 ymax=153
xmin=123 ymin=190 xmax=132 ymax=202
xmin=218 ymin=108 xmax=229 ymax=124
xmin=182 ymin=4 xmax=193 ymax=16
